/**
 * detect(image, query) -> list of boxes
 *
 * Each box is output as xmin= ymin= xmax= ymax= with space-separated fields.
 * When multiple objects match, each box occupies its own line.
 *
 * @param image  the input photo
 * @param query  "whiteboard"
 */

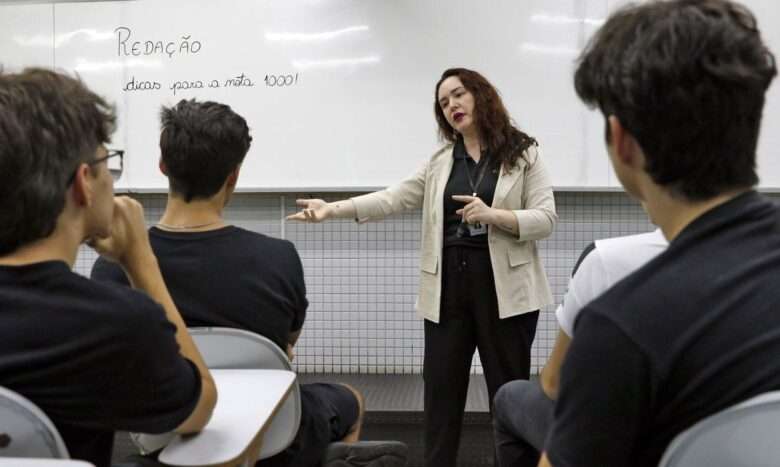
xmin=0 ymin=0 xmax=777 ymax=190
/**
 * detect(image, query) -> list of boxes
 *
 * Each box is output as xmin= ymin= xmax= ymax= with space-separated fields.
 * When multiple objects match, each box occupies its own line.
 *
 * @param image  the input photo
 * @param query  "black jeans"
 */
xmin=423 ymin=246 xmax=539 ymax=467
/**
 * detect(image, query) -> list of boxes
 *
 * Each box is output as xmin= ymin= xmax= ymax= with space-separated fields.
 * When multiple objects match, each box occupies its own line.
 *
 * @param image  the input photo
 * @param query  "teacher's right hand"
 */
xmin=286 ymin=198 xmax=332 ymax=223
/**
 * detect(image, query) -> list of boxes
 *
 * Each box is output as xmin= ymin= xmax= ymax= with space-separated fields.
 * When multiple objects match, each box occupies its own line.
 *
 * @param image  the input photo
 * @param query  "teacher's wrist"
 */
xmin=493 ymin=209 xmax=520 ymax=234
xmin=487 ymin=208 xmax=502 ymax=225
xmin=326 ymin=199 xmax=356 ymax=220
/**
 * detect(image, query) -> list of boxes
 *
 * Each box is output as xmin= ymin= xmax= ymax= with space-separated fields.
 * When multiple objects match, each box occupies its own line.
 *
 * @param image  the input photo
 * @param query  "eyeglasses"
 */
xmin=67 ymin=149 xmax=124 ymax=185
xmin=95 ymin=149 xmax=124 ymax=181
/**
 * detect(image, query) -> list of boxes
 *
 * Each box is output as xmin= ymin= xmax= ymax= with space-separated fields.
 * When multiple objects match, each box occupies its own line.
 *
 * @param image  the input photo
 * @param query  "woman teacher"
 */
xmin=288 ymin=67 xmax=556 ymax=467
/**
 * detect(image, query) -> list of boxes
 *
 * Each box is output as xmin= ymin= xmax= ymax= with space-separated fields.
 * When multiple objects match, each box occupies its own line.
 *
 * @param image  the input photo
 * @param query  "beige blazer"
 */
xmin=352 ymin=144 xmax=556 ymax=322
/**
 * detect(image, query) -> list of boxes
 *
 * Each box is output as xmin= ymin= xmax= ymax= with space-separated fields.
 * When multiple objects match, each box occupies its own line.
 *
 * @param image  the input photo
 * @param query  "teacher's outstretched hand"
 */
xmin=287 ymin=198 xmax=333 ymax=223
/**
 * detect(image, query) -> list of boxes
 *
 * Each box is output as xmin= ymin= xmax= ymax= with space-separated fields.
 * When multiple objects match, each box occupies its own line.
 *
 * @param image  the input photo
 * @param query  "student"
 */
xmin=492 ymin=229 xmax=666 ymax=467
xmin=92 ymin=99 xmax=405 ymax=467
xmin=287 ymin=68 xmax=556 ymax=467
xmin=539 ymin=1 xmax=780 ymax=466
xmin=0 ymin=68 xmax=216 ymax=467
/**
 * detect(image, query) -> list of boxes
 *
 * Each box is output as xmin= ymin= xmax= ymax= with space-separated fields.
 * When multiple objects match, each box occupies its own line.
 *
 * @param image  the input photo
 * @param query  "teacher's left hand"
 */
xmin=452 ymin=195 xmax=496 ymax=225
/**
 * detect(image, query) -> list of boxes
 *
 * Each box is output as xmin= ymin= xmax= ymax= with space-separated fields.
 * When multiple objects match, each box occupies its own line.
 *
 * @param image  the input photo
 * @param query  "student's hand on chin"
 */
xmin=90 ymin=197 xmax=152 ymax=265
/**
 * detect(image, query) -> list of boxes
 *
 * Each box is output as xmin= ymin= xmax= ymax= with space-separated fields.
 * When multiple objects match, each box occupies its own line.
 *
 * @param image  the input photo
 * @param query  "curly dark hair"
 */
xmin=434 ymin=68 xmax=537 ymax=171
xmin=574 ymin=0 xmax=776 ymax=200
xmin=0 ymin=68 xmax=115 ymax=255
xmin=159 ymin=99 xmax=252 ymax=202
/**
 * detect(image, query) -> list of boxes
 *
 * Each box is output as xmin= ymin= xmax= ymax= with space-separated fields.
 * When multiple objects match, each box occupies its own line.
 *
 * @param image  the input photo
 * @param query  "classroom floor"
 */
xmin=112 ymin=374 xmax=496 ymax=467
xmin=301 ymin=373 xmax=494 ymax=467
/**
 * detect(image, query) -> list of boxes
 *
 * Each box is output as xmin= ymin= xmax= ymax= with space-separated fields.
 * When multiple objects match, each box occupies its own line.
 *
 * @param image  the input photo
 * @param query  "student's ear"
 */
xmin=159 ymin=159 xmax=169 ymax=176
xmin=608 ymin=115 xmax=644 ymax=169
xmin=226 ymin=166 xmax=240 ymax=190
xmin=71 ymin=163 xmax=94 ymax=207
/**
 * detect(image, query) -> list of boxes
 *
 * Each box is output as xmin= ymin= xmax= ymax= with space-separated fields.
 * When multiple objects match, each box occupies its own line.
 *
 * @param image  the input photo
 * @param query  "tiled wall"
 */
xmin=73 ymin=191 xmax=779 ymax=374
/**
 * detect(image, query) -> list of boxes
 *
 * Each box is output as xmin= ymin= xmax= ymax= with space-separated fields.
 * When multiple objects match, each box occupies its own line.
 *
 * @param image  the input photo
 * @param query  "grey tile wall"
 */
xmin=73 ymin=191 xmax=779 ymax=374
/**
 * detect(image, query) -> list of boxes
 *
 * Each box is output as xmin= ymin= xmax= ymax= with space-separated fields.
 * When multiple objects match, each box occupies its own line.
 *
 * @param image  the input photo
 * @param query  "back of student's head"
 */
xmin=574 ymin=0 xmax=777 ymax=200
xmin=159 ymin=99 xmax=252 ymax=202
xmin=0 ymin=68 xmax=116 ymax=255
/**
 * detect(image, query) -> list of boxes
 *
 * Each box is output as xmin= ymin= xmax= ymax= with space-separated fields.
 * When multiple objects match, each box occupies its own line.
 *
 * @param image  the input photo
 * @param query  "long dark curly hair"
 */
xmin=434 ymin=68 xmax=537 ymax=171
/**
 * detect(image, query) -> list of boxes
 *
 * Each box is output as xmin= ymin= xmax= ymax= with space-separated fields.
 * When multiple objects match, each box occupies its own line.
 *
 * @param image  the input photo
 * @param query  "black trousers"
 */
xmin=424 ymin=246 xmax=539 ymax=467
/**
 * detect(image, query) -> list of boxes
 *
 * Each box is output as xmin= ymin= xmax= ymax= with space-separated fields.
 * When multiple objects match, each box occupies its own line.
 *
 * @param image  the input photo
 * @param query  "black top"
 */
xmin=443 ymin=138 xmax=500 ymax=248
xmin=91 ymin=226 xmax=308 ymax=352
xmin=546 ymin=191 xmax=780 ymax=467
xmin=0 ymin=261 xmax=201 ymax=467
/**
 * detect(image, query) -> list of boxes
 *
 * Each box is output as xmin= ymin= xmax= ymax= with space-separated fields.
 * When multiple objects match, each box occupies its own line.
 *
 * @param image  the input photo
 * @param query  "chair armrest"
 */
xmin=159 ymin=369 xmax=296 ymax=467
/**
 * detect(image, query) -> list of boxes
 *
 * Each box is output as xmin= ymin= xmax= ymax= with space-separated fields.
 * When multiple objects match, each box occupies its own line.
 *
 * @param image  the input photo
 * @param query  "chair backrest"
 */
xmin=658 ymin=391 xmax=780 ymax=467
xmin=0 ymin=386 xmax=69 ymax=459
xmin=189 ymin=327 xmax=301 ymax=459
xmin=189 ymin=327 xmax=292 ymax=371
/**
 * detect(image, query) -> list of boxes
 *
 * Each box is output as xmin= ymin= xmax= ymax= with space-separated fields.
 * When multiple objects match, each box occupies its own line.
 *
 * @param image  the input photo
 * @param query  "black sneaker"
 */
xmin=322 ymin=441 xmax=408 ymax=467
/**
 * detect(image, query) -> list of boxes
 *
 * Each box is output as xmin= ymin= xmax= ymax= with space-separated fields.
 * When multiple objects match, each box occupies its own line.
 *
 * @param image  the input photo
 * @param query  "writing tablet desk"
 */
xmin=160 ymin=369 xmax=296 ymax=467
xmin=0 ymin=461 xmax=94 ymax=467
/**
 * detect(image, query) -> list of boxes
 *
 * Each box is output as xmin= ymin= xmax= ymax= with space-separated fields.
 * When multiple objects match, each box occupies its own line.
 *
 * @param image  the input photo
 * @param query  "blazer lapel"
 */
xmin=492 ymin=159 xmax=526 ymax=208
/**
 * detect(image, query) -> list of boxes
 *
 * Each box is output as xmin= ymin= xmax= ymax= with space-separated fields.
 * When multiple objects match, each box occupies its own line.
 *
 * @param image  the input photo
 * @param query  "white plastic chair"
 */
xmin=132 ymin=327 xmax=301 ymax=460
xmin=0 ymin=386 xmax=70 ymax=459
xmin=658 ymin=391 xmax=780 ymax=467
xmin=0 ymin=459 xmax=93 ymax=466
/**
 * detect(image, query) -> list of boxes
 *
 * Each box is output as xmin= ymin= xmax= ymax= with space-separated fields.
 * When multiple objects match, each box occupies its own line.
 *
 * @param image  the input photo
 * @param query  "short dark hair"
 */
xmin=574 ymin=0 xmax=776 ymax=200
xmin=434 ymin=68 xmax=537 ymax=171
xmin=159 ymin=99 xmax=252 ymax=202
xmin=0 ymin=68 xmax=116 ymax=255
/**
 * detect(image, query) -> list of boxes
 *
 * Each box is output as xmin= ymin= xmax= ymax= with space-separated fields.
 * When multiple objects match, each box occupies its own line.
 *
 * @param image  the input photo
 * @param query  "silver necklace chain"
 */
xmin=156 ymin=220 xmax=223 ymax=230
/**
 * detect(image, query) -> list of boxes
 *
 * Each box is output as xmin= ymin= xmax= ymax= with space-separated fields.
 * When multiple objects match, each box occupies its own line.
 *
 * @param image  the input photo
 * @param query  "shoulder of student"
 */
xmin=76 ymin=272 xmax=174 ymax=340
xmin=593 ymin=229 xmax=667 ymax=278
xmin=233 ymin=227 xmax=301 ymax=259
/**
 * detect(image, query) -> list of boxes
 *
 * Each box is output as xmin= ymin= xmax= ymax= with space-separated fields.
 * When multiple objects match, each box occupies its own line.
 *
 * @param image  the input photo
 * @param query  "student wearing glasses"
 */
xmin=288 ymin=67 xmax=557 ymax=467
xmin=0 ymin=68 xmax=216 ymax=467
xmin=67 ymin=149 xmax=124 ymax=184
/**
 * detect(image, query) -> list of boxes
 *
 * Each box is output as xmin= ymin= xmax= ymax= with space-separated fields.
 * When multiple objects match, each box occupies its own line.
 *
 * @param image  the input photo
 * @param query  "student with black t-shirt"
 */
xmin=0 ymin=68 xmax=217 ymax=467
xmin=537 ymin=2 xmax=780 ymax=467
xmin=92 ymin=99 xmax=404 ymax=467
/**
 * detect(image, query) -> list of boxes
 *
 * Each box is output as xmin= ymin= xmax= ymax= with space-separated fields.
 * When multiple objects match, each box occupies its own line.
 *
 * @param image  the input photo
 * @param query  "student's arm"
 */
xmin=538 ymin=243 xmax=598 ymax=400
xmin=287 ymin=242 xmax=307 ymax=361
xmin=289 ymin=329 xmax=302 ymax=347
xmin=286 ymin=330 xmax=302 ymax=361
xmin=91 ymin=196 xmax=217 ymax=433
xmin=539 ymin=329 xmax=571 ymax=400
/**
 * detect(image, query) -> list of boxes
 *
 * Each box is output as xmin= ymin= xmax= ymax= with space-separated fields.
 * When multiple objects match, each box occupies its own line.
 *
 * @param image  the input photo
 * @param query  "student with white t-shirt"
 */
xmin=492 ymin=229 xmax=667 ymax=467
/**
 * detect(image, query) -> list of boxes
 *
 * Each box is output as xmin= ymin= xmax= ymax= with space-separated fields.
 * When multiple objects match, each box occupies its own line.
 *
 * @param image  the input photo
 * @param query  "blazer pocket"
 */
xmin=507 ymin=247 xmax=532 ymax=268
xmin=420 ymin=254 xmax=439 ymax=274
